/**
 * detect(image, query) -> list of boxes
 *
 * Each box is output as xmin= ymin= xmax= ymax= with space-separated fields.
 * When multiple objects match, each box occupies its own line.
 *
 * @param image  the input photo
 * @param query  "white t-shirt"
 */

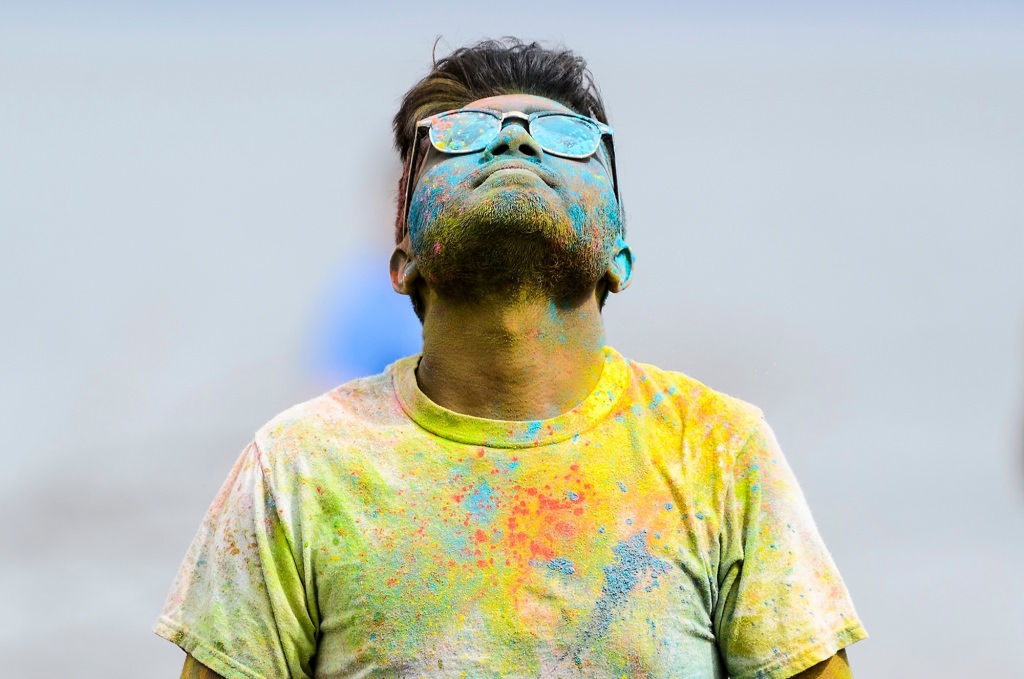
xmin=156 ymin=347 xmax=866 ymax=678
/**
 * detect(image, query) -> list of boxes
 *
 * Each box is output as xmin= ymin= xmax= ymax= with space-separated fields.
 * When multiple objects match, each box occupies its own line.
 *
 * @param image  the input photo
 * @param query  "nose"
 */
xmin=486 ymin=120 xmax=543 ymax=159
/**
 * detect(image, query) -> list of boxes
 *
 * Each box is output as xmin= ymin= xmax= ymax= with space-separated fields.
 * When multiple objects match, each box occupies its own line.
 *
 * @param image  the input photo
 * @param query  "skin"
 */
xmin=403 ymin=96 xmax=625 ymax=306
xmin=391 ymin=94 xmax=632 ymax=420
xmin=179 ymin=93 xmax=852 ymax=678
xmin=179 ymin=655 xmax=224 ymax=679
xmin=794 ymin=649 xmax=852 ymax=678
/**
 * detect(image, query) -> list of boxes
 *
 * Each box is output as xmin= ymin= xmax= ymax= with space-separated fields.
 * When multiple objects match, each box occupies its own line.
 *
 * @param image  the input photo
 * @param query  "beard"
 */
xmin=410 ymin=188 xmax=616 ymax=304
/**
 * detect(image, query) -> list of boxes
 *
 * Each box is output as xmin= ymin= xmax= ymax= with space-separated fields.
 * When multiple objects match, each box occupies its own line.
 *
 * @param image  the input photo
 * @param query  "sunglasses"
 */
xmin=401 ymin=107 xmax=619 ymax=236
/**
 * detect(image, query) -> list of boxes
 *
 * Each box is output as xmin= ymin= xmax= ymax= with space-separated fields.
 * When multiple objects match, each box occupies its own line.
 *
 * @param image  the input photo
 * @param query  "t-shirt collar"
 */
xmin=391 ymin=346 xmax=629 ymax=448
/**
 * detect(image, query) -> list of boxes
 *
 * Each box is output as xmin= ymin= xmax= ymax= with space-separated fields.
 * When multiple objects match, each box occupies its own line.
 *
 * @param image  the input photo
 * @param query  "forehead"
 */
xmin=465 ymin=94 xmax=573 ymax=115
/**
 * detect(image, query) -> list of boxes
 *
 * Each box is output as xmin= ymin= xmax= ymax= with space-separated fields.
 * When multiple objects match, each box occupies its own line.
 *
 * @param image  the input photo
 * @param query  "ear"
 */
xmin=389 ymin=240 xmax=420 ymax=295
xmin=604 ymin=236 xmax=634 ymax=293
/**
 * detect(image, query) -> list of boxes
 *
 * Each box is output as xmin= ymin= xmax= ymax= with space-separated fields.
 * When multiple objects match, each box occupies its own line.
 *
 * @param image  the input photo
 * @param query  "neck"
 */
xmin=416 ymin=290 xmax=607 ymax=421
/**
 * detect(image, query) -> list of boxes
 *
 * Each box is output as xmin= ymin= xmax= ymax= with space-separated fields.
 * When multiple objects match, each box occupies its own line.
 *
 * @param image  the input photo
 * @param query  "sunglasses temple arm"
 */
xmin=401 ymin=129 xmax=425 ymax=240
xmin=605 ymin=135 xmax=622 ymax=223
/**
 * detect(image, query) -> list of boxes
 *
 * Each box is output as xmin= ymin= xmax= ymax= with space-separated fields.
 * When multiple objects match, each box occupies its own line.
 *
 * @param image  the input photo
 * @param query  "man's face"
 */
xmin=404 ymin=94 xmax=623 ymax=302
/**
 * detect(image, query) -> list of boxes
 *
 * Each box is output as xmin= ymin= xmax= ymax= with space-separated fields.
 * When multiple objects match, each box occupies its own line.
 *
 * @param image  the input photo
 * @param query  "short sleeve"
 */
xmin=713 ymin=419 xmax=867 ymax=679
xmin=155 ymin=442 xmax=317 ymax=679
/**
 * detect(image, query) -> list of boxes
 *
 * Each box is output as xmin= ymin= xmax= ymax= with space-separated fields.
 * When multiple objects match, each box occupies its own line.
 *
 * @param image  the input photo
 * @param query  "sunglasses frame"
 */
xmin=401 ymin=107 xmax=620 ymax=238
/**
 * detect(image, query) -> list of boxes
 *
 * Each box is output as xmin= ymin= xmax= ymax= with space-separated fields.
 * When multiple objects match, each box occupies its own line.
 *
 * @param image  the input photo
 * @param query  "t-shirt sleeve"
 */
xmin=713 ymin=417 xmax=867 ymax=679
xmin=155 ymin=442 xmax=317 ymax=679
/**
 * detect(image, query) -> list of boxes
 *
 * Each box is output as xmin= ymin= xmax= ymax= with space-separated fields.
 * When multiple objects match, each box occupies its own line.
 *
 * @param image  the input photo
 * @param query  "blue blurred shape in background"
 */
xmin=309 ymin=248 xmax=422 ymax=386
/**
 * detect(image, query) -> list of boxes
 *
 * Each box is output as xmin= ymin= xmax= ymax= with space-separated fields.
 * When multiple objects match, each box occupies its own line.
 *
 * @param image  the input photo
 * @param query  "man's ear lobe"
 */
xmin=389 ymin=245 xmax=419 ymax=295
xmin=605 ymin=238 xmax=634 ymax=293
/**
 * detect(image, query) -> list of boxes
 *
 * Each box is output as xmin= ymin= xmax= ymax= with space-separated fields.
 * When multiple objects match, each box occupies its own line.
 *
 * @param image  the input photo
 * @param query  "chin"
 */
xmin=411 ymin=195 xmax=610 ymax=303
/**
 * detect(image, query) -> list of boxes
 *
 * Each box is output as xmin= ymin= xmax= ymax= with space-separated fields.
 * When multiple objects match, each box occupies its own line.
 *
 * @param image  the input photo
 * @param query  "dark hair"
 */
xmin=391 ymin=37 xmax=610 ymax=243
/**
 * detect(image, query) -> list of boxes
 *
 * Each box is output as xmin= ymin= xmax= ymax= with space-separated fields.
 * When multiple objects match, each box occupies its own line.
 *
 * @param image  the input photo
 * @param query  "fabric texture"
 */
xmin=156 ymin=347 xmax=866 ymax=678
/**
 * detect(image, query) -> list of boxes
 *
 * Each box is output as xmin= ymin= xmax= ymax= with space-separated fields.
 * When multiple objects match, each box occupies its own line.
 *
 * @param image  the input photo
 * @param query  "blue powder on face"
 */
xmin=566 ymin=490 xmax=579 ymax=501
xmin=616 ymin=481 xmax=628 ymax=493
xmin=567 ymin=203 xmax=587 ymax=233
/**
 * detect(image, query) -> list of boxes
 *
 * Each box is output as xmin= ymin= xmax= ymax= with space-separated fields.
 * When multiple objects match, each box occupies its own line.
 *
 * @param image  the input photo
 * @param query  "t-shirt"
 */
xmin=156 ymin=346 xmax=866 ymax=679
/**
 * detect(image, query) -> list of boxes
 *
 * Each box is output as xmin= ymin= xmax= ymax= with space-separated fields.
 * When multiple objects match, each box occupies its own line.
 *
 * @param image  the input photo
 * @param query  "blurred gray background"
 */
xmin=2 ymin=2 xmax=1022 ymax=677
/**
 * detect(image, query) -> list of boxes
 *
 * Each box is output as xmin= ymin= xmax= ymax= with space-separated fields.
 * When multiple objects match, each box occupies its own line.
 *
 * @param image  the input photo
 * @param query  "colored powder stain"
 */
xmin=467 ymin=480 xmax=496 ymax=525
xmin=668 ymin=385 xmax=678 ymax=395
xmin=546 ymin=557 xmax=576 ymax=576
xmin=695 ymin=512 xmax=705 ymax=521
xmin=507 ymin=460 xmax=520 ymax=472
xmin=523 ymin=421 xmax=542 ymax=440
xmin=567 ymin=531 xmax=671 ymax=655
xmin=602 ymin=532 xmax=670 ymax=596
xmin=664 ymin=502 xmax=673 ymax=510
xmin=566 ymin=490 xmax=579 ymax=501
xmin=567 ymin=203 xmax=587 ymax=232
xmin=616 ymin=481 xmax=628 ymax=493
xmin=649 ymin=392 xmax=664 ymax=409
xmin=598 ymin=525 xmax=605 ymax=533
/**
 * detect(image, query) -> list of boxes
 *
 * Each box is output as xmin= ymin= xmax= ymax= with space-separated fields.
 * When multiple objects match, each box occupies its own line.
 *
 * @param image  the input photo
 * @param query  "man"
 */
xmin=157 ymin=39 xmax=866 ymax=678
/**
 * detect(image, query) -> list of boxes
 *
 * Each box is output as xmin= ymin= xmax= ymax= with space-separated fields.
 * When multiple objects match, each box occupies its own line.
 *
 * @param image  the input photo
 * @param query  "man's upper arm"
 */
xmin=180 ymin=653 xmax=228 ymax=679
xmin=790 ymin=649 xmax=852 ymax=679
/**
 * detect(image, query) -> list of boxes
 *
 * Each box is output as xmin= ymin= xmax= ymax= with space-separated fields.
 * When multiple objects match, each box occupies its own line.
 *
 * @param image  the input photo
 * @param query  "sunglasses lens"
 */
xmin=429 ymin=111 xmax=499 ymax=152
xmin=530 ymin=114 xmax=602 ymax=157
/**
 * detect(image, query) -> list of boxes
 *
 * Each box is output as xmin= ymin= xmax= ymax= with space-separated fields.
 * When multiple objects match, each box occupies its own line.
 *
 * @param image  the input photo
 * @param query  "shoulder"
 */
xmin=252 ymin=359 xmax=416 ymax=471
xmin=621 ymin=353 xmax=766 ymax=447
